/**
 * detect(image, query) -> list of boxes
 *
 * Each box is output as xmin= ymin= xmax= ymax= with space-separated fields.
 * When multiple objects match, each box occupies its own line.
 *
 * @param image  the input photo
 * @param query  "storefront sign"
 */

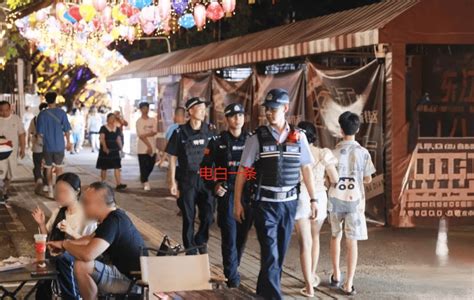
xmin=401 ymin=138 xmax=474 ymax=218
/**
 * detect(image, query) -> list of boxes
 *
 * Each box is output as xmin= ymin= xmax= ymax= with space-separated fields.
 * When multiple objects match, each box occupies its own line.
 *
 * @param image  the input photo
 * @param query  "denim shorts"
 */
xmin=329 ymin=211 xmax=368 ymax=241
xmin=91 ymin=261 xmax=135 ymax=295
xmin=43 ymin=152 xmax=65 ymax=167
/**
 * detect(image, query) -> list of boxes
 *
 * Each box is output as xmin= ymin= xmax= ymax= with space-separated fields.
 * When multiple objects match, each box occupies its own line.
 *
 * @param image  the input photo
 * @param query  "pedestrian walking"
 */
xmin=234 ymin=89 xmax=318 ymax=300
xmin=22 ymin=106 xmax=35 ymax=149
xmin=328 ymin=111 xmax=376 ymax=296
xmin=36 ymin=92 xmax=72 ymax=199
xmin=70 ymin=108 xmax=85 ymax=154
xmin=166 ymin=97 xmax=216 ymax=255
xmin=294 ymin=121 xmax=339 ymax=297
xmin=86 ymin=106 xmax=102 ymax=152
xmin=29 ymin=102 xmax=49 ymax=195
xmin=136 ymin=102 xmax=157 ymax=191
xmin=201 ymin=103 xmax=253 ymax=288
xmin=0 ymin=101 xmax=26 ymax=203
xmin=96 ymin=113 xmax=127 ymax=191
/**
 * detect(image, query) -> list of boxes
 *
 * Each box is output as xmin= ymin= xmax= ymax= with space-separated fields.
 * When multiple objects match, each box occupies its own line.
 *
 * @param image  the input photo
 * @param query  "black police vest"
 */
xmin=216 ymin=131 xmax=248 ymax=185
xmin=179 ymin=123 xmax=212 ymax=172
xmin=254 ymin=126 xmax=301 ymax=187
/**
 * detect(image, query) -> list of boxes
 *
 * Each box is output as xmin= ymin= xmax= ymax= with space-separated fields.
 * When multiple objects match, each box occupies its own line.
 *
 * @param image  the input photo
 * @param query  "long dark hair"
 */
xmin=297 ymin=121 xmax=317 ymax=144
xmin=56 ymin=172 xmax=81 ymax=197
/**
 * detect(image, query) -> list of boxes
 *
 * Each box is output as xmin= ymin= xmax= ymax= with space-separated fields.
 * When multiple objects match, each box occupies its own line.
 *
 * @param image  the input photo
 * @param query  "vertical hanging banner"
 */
xmin=307 ymin=60 xmax=385 ymax=223
xmin=253 ymin=69 xmax=308 ymax=128
xmin=179 ymin=72 xmax=212 ymax=107
xmin=211 ymin=74 xmax=254 ymax=132
xmin=156 ymin=81 xmax=179 ymax=151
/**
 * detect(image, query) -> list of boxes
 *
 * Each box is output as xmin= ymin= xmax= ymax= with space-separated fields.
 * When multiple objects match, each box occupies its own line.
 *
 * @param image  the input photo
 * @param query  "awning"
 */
xmin=108 ymin=0 xmax=474 ymax=81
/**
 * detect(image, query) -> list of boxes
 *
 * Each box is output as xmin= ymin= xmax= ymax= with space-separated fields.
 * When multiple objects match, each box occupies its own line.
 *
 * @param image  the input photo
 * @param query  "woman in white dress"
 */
xmin=295 ymin=121 xmax=339 ymax=297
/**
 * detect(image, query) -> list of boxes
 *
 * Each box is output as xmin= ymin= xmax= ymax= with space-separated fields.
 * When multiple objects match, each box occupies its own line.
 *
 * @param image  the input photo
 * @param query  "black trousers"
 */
xmin=138 ymin=154 xmax=156 ymax=183
xmin=177 ymin=175 xmax=214 ymax=255
xmin=32 ymin=152 xmax=47 ymax=184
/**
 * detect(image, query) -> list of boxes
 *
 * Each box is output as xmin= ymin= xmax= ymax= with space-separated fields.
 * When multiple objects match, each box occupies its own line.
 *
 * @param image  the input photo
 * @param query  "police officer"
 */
xmin=201 ymin=103 xmax=253 ymax=288
xmin=234 ymin=89 xmax=318 ymax=299
xmin=166 ymin=97 xmax=215 ymax=255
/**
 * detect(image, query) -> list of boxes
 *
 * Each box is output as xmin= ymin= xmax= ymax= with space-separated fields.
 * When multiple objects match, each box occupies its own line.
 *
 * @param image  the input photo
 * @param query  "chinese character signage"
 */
xmin=400 ymin=138 xmax=474 ymax=218
xmin=306 ymin=60 xmax=385 ymax=223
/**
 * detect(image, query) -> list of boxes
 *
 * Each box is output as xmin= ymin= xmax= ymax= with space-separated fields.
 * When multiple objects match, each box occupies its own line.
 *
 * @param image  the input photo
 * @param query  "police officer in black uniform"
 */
xmin=166 ymin=97 xmax=216 ymax=255
xmin=234 ymin=89 xmax=318 ymax=299
xmin=201 ymin=103 xmax=253 ymax=288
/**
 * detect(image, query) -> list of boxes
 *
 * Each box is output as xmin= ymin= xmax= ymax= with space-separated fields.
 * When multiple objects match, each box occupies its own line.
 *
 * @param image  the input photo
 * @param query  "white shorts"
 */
xmin=295 ymin=187 xmax=328 ymax=221
xmin=0 ymin=154 xmax=17 ymax=181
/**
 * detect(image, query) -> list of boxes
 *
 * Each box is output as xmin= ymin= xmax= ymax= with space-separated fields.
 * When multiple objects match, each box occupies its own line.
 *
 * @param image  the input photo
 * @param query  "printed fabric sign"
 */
xmin=156 ymin=81 xmax=179 ymax=151
xmin=307 ymin=60 xmax=385 ymax=223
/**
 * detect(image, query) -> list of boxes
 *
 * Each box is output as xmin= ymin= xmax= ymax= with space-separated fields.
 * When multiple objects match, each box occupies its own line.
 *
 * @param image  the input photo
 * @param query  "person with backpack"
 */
xmin=29 ymin=102 xmax=49 ymax=195
xmin=36 ymin=92 xmax=72 ymax=199
xmin=328 ymin=111 xmax=376 ymax=296
xmin=31 ymin=173 xmax=96 ymax=300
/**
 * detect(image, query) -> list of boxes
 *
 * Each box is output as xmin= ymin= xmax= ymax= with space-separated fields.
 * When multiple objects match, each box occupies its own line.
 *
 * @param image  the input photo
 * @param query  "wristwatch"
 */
xmin=310 ymin=198 xmax=318 ymax=204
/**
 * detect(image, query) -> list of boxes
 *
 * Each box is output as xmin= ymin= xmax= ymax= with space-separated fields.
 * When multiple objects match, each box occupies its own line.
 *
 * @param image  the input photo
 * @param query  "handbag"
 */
xmin=157 ymin=235 xmax=182 ymax=256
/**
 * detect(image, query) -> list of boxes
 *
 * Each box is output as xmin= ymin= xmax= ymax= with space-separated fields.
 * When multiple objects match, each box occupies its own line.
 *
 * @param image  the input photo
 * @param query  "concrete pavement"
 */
xmin=1 ymin=149 xmax=473 ymax=299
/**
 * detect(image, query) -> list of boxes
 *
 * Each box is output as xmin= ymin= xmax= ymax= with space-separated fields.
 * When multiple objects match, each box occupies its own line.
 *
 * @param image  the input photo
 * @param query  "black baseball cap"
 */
xmin=185 ymin=97 xmax=209 ymax=110
xmin=224 ymin=103 xmax=245 ymax=117
xmin=262 ymin=88 xmax=290 ymax=108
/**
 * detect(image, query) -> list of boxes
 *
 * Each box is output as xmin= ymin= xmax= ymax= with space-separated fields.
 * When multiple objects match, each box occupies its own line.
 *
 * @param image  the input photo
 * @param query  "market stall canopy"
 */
xmin=108 ymin=0 xmax=474 ymax=81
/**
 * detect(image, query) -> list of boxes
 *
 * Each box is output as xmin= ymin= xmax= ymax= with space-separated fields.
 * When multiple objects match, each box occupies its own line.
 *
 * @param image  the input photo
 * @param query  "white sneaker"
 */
xmin=143 ymin=182 xmax=151 ymax=191
xmin=42 ymin=185 xmax=49 ymax=193
xmin=47 ymin=186 xmax=54 ymax=199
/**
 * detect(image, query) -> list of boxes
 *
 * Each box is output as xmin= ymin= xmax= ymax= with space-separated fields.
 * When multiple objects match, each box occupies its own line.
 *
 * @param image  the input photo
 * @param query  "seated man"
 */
xmin=48 ymin=181 xmax=146 ymax=300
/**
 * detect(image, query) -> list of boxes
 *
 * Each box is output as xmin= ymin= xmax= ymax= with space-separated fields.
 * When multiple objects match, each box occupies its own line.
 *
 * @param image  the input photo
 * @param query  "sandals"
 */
xmin=299 ymin=288 xmax=314 ymax=298
xmin=329 ymin=274 xmax=342 ymax=288
xmin=340 ymin=285 xmax=357 ymax=296
xmin=313 ymin=274 xmax=321 ymax=288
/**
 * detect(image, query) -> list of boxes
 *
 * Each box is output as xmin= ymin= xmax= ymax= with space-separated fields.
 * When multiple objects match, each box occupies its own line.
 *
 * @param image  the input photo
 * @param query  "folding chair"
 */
xmin=140 ymin=245 xmax=225 ymax=300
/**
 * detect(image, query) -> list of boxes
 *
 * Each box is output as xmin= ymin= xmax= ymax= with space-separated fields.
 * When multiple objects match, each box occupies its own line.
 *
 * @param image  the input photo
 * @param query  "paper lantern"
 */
xmin=36 ymin=9 xmax=48 ymax=22
xmin=140 ymin=5 xmax=157 ymax=22
xmin=69 ymin=6 xmax=83 ymax=22
xmin=178 ymin=13 xmax=194 ymax=29
xmin=92 ymin=0 xmax=107 ymax=12
xmin=131 ymin=0 xmax=152 ymax=9
xmin=120 ymin=2 xmax=134 ymax=17
xmin=193 ymin=4 xmax=206 ymax=30
xmin=172 ymin=0 xmax=188 ymax=15
xmin=79 ymin=4 xmax=97 ymax=22
xmin=63 ymin=11 xmax=78 ymax=24
xmin=206 ymin=2 xmax=224 ymax=22
xmin=222 ymin=0 xmax=236 ymax=16
xmin=142 ymin=22 xmax=155 ymax=35
xmin=158 ymin=0 xmax=171 ymax=19
xmin=101 ymin=6 xmax=112 ymax=22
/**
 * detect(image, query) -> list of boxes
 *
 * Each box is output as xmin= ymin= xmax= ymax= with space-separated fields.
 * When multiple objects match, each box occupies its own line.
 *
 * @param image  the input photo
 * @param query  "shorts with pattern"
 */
xmin=91 ymin=261 xmax=137 ymax=295
xmin=329 ymin=211 xmax=368 ymax=240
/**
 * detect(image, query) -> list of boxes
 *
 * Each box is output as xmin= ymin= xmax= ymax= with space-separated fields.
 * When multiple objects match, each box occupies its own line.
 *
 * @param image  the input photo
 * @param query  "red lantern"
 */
xmin=206 ymin=1 xmax=224 ymax=22
xmin=120 ymin=2 xmax=134 ymax=17
xmin=193 ymin=3 xmax=206 ymax=30
xmin=69 ymin=6 xmax=83 ymax=22
xmin=222 ymin=0 xmax=236 ymax=17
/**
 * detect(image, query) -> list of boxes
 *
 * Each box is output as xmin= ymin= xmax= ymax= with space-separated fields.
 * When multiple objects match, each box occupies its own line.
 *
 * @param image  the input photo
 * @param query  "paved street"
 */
xmin=1 ymin=150 xmax=473 ymax=299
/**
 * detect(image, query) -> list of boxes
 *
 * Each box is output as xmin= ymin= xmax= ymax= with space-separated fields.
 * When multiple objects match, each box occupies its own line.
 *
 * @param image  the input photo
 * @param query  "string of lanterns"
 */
xmin=12 ymin=0 xmax=237 ymax=77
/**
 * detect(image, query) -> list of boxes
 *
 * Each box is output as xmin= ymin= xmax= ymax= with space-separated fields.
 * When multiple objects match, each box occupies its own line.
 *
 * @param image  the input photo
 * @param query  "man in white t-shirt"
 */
xmin=0 ymin=101 xmax=26 ymax=203
xmin=136 ymin=102 xmax=157 ymax=191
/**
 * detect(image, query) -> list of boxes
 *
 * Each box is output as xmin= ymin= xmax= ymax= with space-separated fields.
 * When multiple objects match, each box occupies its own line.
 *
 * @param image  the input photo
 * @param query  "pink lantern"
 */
xmin=101 ymin=6 xmax=112 ymax=22
xmin=92 ymin=0 xmax=107 ymax=12
xmin=142 ymin=22 xmax=155 ymax=35
xmin=193 ymin=3 xmax=206 ymax=30
xmin=206 ymin=2 xmax=224 ymax=22
xmin=222 ymin=0 xmax=236 ymax=16
xmin=158 ymin=0 xmax=171 ymax=19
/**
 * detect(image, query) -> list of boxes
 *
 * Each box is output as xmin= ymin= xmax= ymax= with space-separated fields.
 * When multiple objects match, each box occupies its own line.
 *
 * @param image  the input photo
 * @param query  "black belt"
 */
xmin=259 ymin=186 xmax=298 ymax=200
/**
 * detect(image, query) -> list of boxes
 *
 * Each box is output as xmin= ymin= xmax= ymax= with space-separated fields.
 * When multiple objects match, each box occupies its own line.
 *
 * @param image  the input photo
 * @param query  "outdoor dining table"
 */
xmin=0 ymin=260 xmax=58 ymax=300
xmin=155 ymin=288 xmax=262 ymax=300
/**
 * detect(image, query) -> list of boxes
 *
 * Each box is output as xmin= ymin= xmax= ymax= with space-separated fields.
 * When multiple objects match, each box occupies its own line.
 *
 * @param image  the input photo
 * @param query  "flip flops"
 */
xmin=299 ymin=288 xmax=314 ymax=298
xmin=329 ymin=274 xmax=342 ymax=289
xmin=340 ymin=285 xmax=357 ymax=296
xmin=313 ymin=274 xmax=321 ymax=288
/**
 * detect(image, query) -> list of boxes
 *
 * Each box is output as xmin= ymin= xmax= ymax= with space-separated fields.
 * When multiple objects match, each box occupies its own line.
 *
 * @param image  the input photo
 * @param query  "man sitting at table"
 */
xmin=48 ymin=181 xmax=146 ymax=299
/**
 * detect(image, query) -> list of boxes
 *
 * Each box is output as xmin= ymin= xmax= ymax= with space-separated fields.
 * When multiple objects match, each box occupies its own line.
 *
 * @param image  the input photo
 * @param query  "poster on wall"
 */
xmin=400 ymin=138 xmax=474 ymax=218
xmin=253 ymin=69 xmax=309 ymax=128
xmin=307 ymin=60 xmax=385 ymax=223
xmin=211 ymin=74 xmax=254 ymax=132
xmin=156 ymin=82 xmax=179 ymax=151
xmin=417 ymin=52 xmax=474 ymax=137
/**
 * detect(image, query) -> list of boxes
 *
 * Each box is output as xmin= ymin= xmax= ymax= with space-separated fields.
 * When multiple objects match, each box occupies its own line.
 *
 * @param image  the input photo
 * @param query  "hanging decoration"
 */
xmin=206 ymin=1 xmax=224 ymax=22
xmin=171 ymin=0 xmax=188 ymax=15
xmin=193 ymin=3 xmax=206 ymax=30
xmin=222 ymin=0 xmax=236 ymax=17
xmin=178 ymin=13 xmax=194 ymax=29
